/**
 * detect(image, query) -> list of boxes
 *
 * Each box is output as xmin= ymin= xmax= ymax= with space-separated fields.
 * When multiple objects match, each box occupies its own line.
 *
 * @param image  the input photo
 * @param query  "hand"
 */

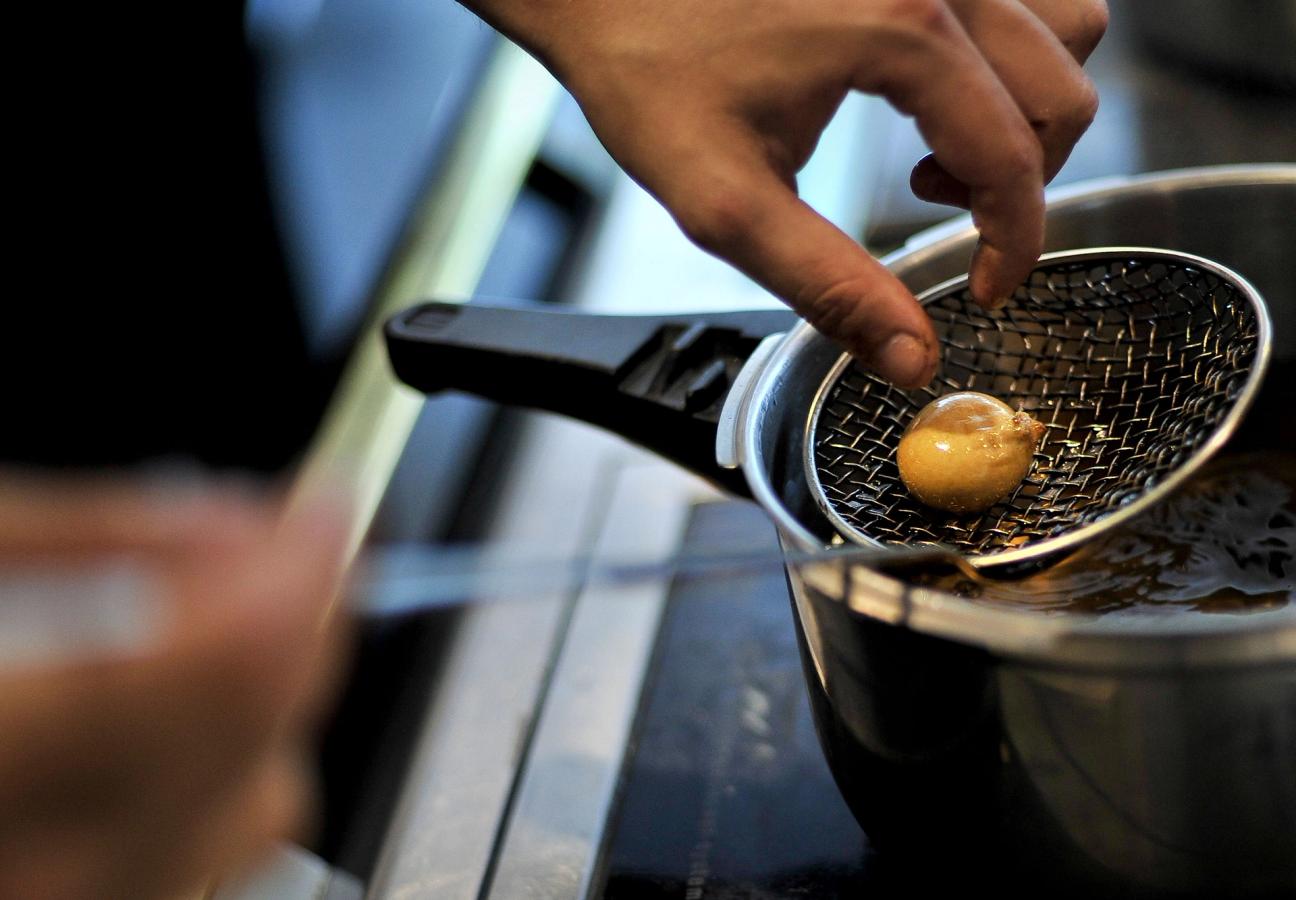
xmin=467 ymin=0 xmax=1106 ymax=387
xmin=0 ymin=479 xmax=350 ymax=900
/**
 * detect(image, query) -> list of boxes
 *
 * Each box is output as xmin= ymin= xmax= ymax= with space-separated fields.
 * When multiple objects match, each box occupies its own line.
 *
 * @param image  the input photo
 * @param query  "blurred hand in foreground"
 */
xmin=0 ymin=479 xmax=350 ymax=900
xmin=465 ymin=0 xmax=1107 ymax=386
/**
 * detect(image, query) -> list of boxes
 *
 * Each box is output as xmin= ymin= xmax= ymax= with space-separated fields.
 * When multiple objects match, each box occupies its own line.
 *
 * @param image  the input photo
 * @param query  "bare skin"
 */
xmin=464 ymin=0 xmax=1107 ymax=387
xmin=0 ymin=483 xmax=349 ymax=900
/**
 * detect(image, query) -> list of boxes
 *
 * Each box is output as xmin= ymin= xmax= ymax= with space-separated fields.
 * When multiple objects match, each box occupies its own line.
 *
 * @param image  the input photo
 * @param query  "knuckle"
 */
xmin=886 ymin=0 xmax=951 ymax=34
xmin=1070 ymin=77 xmax=1101 ymax=129
xmin=799 ymin=282 xmax=851 ymax=336
xmin=1001 ymin=135 xmax=1044 ymax=182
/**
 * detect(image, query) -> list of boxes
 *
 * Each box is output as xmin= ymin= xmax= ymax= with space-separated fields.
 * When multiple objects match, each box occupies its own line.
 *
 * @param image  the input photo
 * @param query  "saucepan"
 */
xmin=387 ymin=165 xmax=1296 ymax=896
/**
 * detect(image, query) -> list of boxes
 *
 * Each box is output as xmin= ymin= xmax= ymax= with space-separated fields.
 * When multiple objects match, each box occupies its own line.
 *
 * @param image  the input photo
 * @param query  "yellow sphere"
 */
xmin=897 ymin=391 xmax=1045 ymax=514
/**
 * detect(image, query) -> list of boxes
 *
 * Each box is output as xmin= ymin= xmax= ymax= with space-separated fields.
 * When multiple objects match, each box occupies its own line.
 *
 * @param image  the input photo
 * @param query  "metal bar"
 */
xmin=482 ymin=464 xmax=702 ymax=900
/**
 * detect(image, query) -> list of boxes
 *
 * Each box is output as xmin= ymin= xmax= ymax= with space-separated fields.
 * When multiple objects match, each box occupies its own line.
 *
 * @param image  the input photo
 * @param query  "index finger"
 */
xmin=857 ymin=6 xmax=1045 ymax=305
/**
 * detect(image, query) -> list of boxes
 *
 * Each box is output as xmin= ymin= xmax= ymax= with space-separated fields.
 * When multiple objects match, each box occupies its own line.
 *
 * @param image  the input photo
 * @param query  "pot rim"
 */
xmin=737 ymin=164 xmax=1296 ymax=667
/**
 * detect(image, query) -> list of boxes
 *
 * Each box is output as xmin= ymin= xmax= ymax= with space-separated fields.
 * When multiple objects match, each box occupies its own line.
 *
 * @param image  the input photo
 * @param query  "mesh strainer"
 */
xmin=805 ymin=247 xmax=1272 ymax=572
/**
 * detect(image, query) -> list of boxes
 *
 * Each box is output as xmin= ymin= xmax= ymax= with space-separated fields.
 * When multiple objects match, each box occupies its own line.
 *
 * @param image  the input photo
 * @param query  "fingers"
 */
xmin=0 ymin=495 xmax=349 ymax=801
xmin=0 ymin=487 xmax=350 ymax=900
xmin=951 ymin=0 xmax=1098 ymax=179
xmin=910 ymin=0 xmax=1104 ymax=214
xmin=912 ymin=0 xmax=1099 ymax=199
xmin=855 ymin=2 xmax=1045 ymax=305
xmin=666 ymin=147 xmax=938 ymax=386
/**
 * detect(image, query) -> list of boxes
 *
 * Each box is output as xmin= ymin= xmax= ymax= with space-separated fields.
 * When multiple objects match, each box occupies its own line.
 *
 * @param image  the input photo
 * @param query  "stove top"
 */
xmin=591 ymin=500 xmax=877 ymax=898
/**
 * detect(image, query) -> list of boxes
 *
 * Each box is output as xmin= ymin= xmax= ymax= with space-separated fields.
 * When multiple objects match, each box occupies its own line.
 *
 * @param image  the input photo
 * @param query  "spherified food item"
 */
xmin=897 ymin=392 xmax=1046 ymax=514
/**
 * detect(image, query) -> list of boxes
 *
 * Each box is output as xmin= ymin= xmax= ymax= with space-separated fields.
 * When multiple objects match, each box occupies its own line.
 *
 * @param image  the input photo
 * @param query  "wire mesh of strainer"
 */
xmin=805 ymin=248 xmax=1271 ymax=570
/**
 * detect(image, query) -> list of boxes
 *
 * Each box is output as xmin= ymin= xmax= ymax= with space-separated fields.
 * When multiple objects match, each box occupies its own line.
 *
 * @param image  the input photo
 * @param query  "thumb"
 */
xmin=666 ymin=157 xmax=938 ymax=388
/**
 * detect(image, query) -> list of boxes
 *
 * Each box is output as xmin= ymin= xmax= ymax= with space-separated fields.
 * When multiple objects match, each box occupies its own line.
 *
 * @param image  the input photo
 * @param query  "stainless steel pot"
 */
xmin=387 ymin=165 xmax=1296 ymax=896
xmin=727 ymin=165 xmax=1296 ymax=896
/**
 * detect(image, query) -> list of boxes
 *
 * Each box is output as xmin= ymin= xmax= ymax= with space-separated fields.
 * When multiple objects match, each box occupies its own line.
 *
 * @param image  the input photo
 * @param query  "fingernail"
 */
xmin=911 ymin=168 xmax=970 ymax=208
xmin=873 ymin=333 xmax=933 ymax=388
xmin=910 ymin=164 xmax=939 ymax=198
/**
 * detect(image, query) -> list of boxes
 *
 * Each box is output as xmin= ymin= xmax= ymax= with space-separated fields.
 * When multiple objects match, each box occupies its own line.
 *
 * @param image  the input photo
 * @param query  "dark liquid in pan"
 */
xmin=932 ymin=451 xmax=1296 ymax=617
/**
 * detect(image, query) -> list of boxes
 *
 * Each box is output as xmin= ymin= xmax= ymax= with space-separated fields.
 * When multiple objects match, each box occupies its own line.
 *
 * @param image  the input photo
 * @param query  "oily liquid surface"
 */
xmin=933 ymin=451 xmax=1296 ymax=616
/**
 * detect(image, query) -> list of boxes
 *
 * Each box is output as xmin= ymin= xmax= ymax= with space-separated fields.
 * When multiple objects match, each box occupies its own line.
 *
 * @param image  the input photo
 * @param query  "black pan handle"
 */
xmin=385 ymin=300 xmax=798 ymax=495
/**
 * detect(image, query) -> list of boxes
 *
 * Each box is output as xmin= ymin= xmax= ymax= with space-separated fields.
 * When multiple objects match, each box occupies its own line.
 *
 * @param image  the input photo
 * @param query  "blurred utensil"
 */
xmin=0 ymin=540 xmax=978 ymax=672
